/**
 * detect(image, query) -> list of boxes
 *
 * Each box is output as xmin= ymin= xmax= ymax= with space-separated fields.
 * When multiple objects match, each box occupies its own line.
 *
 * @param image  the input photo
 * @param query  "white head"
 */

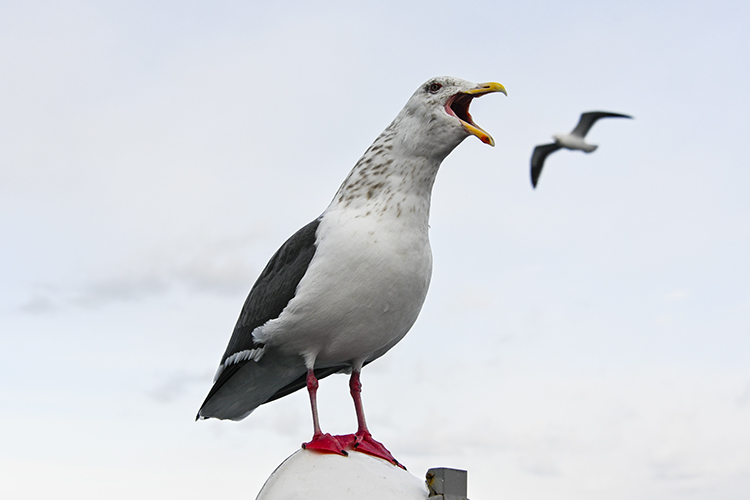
xmin=332 ymin=77 xmax=507 ymax=211
xmin=392 ymin=76 xmax=507 ymax=159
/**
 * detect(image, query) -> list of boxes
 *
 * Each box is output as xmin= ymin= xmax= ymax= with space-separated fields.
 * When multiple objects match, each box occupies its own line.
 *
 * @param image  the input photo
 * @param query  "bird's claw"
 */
xmin=339 ymin=432 xmax=405 ymax=469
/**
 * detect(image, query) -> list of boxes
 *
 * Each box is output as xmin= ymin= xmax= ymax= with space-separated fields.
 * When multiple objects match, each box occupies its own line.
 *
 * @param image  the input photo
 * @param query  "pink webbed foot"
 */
xmin=349 ymin=431 xmax=405 ymax=469
xmin=332 ymin=433 xmax=357 ymax=450
xmin=302 ymin=432 xmax=348 ymax=456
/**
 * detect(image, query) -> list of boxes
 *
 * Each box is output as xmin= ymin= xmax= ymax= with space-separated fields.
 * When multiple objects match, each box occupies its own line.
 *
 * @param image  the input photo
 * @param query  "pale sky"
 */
xmin=2 ymin=1 xmax=749 ymax=499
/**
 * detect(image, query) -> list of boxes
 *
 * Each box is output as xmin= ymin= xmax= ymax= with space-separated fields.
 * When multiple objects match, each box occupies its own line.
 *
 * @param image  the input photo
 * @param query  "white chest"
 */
xmin=555 ymin=133 xmax=596 ymax=152
xmin=261 ymin=205 xmax=433 ymax=365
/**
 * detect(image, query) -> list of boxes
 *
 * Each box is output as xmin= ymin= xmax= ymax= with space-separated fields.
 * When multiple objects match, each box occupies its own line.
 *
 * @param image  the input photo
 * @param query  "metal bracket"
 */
xmin=425 ymin=467 xmax=468 ymax=500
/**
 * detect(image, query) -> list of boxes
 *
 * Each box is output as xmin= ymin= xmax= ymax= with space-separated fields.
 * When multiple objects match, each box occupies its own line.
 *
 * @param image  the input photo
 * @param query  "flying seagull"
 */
xmin=530 ymin=111 xmax=632 ymax=188
xmin=197 ymin=77 xmax=507 ymax=468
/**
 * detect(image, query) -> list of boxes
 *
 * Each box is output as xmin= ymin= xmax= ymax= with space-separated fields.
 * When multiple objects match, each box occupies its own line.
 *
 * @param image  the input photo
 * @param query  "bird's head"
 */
xmin=396 ymin=76 xmax=506 ymax=157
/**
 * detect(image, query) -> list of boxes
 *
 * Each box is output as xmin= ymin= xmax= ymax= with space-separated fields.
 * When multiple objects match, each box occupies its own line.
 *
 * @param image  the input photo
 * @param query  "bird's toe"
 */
xmin=302 ymin=433 xmax=348 ymax=457
xmin=350 ymin=431 xmax=405 ymax=469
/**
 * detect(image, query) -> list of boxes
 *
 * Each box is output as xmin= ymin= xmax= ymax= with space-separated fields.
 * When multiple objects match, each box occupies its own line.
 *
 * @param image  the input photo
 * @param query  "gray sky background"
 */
xmin=2 ymin=1 xmax=749 ymax=499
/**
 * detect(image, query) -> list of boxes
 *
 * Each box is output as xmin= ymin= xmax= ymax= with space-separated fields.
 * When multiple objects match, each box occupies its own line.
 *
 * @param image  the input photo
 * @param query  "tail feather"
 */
xmin=196 ymin=354 xmax=372 ymax=421
xmin=197 ymin=351 xmax=305 ymax=421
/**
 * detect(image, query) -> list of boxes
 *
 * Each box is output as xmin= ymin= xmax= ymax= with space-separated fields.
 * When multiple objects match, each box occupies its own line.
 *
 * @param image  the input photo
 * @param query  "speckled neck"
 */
xmin=328 ymin=112 xmax=460 ymax=220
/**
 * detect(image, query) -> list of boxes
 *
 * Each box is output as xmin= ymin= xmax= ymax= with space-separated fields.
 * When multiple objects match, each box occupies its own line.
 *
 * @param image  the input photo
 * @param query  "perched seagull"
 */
xmin=197 ymin=77 xmax=506 ymax=467
xmin=530 ymin=111 xmax=632 ymax=188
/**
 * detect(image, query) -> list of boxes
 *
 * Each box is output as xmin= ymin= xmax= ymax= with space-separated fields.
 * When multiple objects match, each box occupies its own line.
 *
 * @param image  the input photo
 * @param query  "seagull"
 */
xmin=530 ymin=111 xmax=632 ymax=188
xmin=197 ymin=77 xmax=507 ymax=468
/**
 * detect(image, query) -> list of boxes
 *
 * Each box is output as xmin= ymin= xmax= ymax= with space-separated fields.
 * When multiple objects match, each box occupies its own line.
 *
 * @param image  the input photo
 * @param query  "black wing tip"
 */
xmin=196 ymin=405 xmax=212 ymax=421
xmin=530 ymin=143 xmax=560 ymax=188
xmin=583 ymin=111 xmax=634 ymax=120
xmin=196 ymin=360 xmax=247 ymax=420
xmin=531 ymin=166 xmax=541 ymax=188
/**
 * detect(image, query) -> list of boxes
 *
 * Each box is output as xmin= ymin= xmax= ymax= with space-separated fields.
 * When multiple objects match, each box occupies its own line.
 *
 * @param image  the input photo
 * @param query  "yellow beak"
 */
xmin=457 ymin=82 xmax=507 ymax=147
xmin=464 ymin=82 xmax=508 ymax=97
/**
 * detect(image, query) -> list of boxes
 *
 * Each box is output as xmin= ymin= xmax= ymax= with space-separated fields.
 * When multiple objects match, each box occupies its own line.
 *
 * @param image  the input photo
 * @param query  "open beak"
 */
xmin=446 ymin=82 xmax=507 ymax=146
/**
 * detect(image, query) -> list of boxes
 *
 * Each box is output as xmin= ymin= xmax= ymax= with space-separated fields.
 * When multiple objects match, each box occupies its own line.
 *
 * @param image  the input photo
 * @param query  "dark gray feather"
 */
xmin=531 ymin=143 xmax=562 ymax=188
xmin=571 ymin=111 xmax=632 ymax=138
xmin=197 ymin=350 xmax=306 ymax=420
xmin=221 ymin=217 xmax=322 ymax=363
xmin=197 ymin=217 xmax=321 ymax=419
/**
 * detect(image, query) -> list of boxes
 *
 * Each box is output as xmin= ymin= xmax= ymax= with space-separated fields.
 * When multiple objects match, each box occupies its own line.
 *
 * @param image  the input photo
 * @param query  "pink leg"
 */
xmin=302 ymin=369 xmax=347 ymax=456
xmin=346 ymin=370 xmax=404 ymax=468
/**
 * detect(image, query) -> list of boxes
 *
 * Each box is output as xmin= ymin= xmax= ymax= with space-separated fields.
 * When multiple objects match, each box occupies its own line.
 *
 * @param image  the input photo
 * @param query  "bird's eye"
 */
xmin=428 ymin=82 xmax=442 ymax=93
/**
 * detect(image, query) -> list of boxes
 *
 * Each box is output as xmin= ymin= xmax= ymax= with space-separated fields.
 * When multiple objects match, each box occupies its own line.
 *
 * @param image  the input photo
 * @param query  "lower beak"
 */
xmin=457 ymin=82 xmax=507 ymax=146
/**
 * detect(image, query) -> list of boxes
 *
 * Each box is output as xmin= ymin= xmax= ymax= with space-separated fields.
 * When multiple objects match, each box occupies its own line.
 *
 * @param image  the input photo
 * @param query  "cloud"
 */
xmin=147 ymin=371 xmax=212 ymax=404
xmin=76 ymin=236 xmax=260 ymax=305
xmin=650 ymin=456 xmax=703 ymax=482
xmin=18 ymin=232 xmax=265 ymax=312
xmin=16 ymin=295 xmax=58 ymax=314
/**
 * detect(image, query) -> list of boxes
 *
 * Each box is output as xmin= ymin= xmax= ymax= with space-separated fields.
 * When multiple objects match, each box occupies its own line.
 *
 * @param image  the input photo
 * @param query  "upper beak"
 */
xmin=449 ymin=82 xmax=507 ymax=146
xmin=464 ymin=82 xmax=507 ymax=97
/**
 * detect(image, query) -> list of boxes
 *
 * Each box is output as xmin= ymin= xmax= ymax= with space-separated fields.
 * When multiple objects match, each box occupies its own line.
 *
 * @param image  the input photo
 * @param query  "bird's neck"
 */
xmin=327 ymin=101 xmax=473 ymax=221
xmin=329 ymin=127 xmax=444 ymax=221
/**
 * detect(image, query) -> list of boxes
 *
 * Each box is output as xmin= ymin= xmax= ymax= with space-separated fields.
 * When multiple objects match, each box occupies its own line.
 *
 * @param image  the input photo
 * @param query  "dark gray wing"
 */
xmin=571 ymin=111 xmax=633 ymax=138
xmin=197 ymin=217 xmax=322 ymax=416
xmin=531 ymin=143 xmax=562 ymax=188
xmin=220 ymin=217 xmax=322 ymax=362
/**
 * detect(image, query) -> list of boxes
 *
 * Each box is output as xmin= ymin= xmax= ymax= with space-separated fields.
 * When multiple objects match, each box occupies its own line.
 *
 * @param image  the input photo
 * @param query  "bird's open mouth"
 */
xmin=446 ymin=82 xmax=507 ymax=147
